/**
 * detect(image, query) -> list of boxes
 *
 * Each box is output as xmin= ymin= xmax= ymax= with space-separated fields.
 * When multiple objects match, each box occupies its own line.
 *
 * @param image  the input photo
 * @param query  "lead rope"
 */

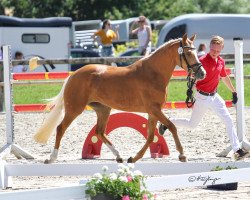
xmin=185 ymin=72 xmax=196 ymax=108
xmin=178 ymin=40 xmax=197 ymax=108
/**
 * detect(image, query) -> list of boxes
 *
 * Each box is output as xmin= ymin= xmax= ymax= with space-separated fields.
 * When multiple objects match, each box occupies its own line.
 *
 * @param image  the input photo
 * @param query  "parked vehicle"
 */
xmin=0 ymin=15 xmax=72 ymax=72
xmin=70 ymin=48 xmax=100 ymax=71
xmin=111 ymin=18 xmax=150 ymax=44
xmin=72 ymin=18 xmax=151 ymax=47
xmin=150 ymin=20 xmax=168 ymax=32
xmin=0 ymin=15 xmax=152 ymax=72
xmin=117 ymin=47 xmax=156 ymax=66
xmin=72 ymin=20 xmax=101 ymax=48
xmin=157 ymin=14 xmax=250 ymax=53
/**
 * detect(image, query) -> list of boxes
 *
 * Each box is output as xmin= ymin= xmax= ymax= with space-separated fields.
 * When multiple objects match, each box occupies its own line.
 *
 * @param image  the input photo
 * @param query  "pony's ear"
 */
xmin=190 ymin=34 xmax=196 ymax=42
xmin=182 ymin=33 xmax=188 ymax=42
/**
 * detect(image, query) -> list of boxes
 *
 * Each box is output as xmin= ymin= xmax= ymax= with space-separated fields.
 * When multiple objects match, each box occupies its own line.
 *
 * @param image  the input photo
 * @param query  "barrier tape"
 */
xmin=12 ymin=69 xmax=233 ymax=80
xmin=11 ymin=68 xmax=233 ymax=112
xmin=12 ymin=72 xmax=72 ymax=80
xmin=13 ymin=101 xmax=233 ymax=112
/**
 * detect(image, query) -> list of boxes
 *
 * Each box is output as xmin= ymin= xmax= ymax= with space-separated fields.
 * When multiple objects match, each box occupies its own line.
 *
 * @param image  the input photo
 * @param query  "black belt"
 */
xmin=197 ymin=90 xmax=216 ymax=96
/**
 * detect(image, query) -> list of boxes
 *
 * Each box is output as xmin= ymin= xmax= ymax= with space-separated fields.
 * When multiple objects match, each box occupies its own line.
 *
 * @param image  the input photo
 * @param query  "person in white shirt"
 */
xmin=197 ymin=43 xmax=206 ymax=57
xmin=130 ymin=16 xmax=152 ymax=56
xmin=13 ymin=51 xmax=27 ymax=73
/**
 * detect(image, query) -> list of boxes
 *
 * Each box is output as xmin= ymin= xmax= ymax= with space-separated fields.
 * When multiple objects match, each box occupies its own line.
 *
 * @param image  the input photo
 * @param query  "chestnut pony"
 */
xmin=34 ymin=34 xmax=206 ymax=164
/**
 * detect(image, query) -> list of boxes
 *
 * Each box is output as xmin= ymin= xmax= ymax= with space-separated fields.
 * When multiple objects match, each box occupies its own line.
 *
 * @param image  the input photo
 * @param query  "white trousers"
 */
xmin=170 ymin=92 xmax=241 ymax=152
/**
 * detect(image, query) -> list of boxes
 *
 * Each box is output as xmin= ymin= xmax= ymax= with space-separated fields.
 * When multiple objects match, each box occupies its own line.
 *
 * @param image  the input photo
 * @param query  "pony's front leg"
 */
xmin=156 ymin=111 xmax=187 ymax=162
xmin=128 ymin=115 xmax=157 ymax=163
xmin=93 ymin=105 xmax=123 ymax=162
xmin=105 ymin=143 xmax=123 ymax=163
xmin=96 ymin=119 xmax=123 ymax=162
xmin=97 ymin=132 xmax=123 ymax=162
xmin=45 ymin=149 xmax=58 ymax=164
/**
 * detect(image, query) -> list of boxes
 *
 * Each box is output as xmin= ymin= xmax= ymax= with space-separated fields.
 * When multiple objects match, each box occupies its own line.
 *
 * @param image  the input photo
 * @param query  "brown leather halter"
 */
xmin=178 ymin=41 xmax=201 ymax=108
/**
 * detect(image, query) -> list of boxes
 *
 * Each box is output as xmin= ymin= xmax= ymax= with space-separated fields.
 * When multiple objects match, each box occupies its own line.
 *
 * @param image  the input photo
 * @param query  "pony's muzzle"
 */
xmin=195 ymin=65 xmax=206 ymax=80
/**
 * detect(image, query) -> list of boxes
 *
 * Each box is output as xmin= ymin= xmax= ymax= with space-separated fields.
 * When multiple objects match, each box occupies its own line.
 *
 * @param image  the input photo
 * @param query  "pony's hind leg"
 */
xmin=90 ymin=103 xmax=123 ymax=163
xmin=45 ymin=108 xmax=85 ymax=164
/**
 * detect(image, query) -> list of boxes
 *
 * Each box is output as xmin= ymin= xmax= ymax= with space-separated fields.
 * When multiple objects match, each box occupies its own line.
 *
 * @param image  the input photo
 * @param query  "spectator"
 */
xmin=130 ymin=16 xmax=152 ymax=56
xmin=197 ymin=43 xmax=206 ymax=57
xmin=158 ymin=35 xmax=249 ymax=160
xmin=91 ymin=19 xmax=119 ymax=57
xmin=13 ymin=51 xmax=27 ymax=73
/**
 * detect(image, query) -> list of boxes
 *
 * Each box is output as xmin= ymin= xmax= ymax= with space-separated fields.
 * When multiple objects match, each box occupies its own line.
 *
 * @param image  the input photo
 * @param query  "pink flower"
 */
xmin=127 ymin=176 xmax=132 ymax=182
xmin=143 ymin=194 xmax=148 ymax=200
xmin=122 ymin=195 xmax=130 ymax=200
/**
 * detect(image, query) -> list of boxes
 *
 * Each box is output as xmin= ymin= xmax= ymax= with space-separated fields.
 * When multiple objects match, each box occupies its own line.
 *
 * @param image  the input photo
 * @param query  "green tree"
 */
xmin=0 ymin=3 xmax=4 ymax=15
xmin=1 ymin=0 xmax=250 ymax=20
xmin=1 ymin=0 xmax=141 ymax=20
xmin=1 ymin=0 xmax=68 ymax=18
xmin=197 ymin=0 xmax=249 ymax=13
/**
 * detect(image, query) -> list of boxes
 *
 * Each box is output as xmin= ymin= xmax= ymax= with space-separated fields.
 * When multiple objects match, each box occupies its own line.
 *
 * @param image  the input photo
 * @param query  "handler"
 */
xmin=159 ymin=35 xmax=249 ymax=160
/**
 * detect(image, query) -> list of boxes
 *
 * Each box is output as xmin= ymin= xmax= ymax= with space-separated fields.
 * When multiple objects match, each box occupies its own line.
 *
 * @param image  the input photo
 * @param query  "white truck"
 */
xmin=157 ymin=13 xmax=250 ymax=54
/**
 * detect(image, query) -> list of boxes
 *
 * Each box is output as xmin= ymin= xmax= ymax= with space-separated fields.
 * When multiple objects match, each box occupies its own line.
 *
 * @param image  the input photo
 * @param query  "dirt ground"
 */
xmin=0 ymin=107 xmax=250 ymax=199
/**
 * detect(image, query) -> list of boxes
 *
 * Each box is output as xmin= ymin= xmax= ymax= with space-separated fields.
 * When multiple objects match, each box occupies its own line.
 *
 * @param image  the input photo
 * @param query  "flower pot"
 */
xmin=207 ymin=182 xmax=238 ymax=190
xmin=91 ymin=193 xmax=120 ymax=200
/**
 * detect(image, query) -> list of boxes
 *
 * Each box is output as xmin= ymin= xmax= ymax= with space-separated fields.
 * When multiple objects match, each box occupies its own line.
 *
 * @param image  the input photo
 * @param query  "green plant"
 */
xmin=211 ymin=165 xmax=237 ymax=171
xmin=114 ymin=41 xmax=139 ymax=56
xmin=85 ymin=164 xmax=154 ymax=200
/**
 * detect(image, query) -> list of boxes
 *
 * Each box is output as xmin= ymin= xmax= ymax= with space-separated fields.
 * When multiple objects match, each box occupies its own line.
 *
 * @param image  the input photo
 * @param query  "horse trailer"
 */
xmin=0 ymin=15 xmax=73 ymax=72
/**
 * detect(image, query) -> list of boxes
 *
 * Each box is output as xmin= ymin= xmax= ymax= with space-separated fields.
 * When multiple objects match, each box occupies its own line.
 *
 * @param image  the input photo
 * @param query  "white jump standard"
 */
xmin=0 ymin=45 xmax=34 ymax=160
xmin=217 ymin=38 xmax=250 ymax=157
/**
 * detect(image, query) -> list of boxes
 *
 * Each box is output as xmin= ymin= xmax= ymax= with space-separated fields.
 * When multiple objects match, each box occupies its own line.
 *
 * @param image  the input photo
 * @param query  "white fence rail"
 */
xmin=1 ymin=161 xmax=250 ymax=200
xmin=0 ymin=185 xmax=86 ymax=200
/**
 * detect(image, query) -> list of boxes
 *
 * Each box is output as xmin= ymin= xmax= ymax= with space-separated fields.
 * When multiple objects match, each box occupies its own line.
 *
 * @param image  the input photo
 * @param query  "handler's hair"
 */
xmin=210 ymin=35 xmax=224 ymax=47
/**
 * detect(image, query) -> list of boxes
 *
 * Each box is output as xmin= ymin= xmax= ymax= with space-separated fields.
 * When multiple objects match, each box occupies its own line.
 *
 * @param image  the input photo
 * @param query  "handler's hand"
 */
xmin=232 ymin=92 xmax=238 ymax=104
xmin=114 ymin=25 xmax=119 ymax=30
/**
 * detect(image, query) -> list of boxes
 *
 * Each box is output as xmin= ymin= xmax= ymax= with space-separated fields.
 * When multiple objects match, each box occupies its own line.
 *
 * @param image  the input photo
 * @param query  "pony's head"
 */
xmin=178 ymin=33 xmax=206 ymax=80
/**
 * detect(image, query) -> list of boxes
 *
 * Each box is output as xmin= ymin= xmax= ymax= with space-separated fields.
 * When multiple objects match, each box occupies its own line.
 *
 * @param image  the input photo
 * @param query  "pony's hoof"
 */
xmin=44 ymin=159 xmax=49 ymax=164
xmin=116 ymin=158 xmax=123 ymax=163
xmin=127 ymin=157 xmax=134 ymax=163
xmin=179 ymin=154 xmax=187 ymax=162
xmin=44 ymin=159 xmax=53 ymax=164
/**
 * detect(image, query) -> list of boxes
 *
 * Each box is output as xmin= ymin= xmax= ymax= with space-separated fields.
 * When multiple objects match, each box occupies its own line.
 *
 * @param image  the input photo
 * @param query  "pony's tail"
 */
xmin=33 ymin=77 xmax=70 ymax=144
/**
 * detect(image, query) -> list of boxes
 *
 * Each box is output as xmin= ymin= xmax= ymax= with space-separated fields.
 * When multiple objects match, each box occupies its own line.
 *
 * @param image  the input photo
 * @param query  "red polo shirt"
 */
xmin=196 ymin=53 xmax=227 ymax=93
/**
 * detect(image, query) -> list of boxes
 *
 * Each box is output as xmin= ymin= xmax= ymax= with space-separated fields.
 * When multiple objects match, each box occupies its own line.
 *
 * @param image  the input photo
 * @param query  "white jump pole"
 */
xmin=0 ymin=45 xmax=34 ymax=160
xmin=217 ymin=38 xmax=250 ymax=157
xmin=234 ymin=38 xmax=250 ymax=150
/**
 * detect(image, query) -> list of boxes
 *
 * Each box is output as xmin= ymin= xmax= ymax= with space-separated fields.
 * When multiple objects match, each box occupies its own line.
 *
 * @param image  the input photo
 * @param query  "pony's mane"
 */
xmin=150 ymin=38 xmax=181 ymax=56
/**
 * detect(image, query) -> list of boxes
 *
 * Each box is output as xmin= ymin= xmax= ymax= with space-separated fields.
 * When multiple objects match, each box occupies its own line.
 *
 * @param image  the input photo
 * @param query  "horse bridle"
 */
xmin=178 ymin=41 xmax=202 ymax=108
